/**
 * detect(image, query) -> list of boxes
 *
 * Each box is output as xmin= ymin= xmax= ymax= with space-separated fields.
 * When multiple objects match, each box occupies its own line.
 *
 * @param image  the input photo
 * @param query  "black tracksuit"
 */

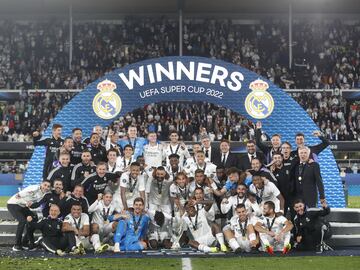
xmin=70 ymin=163 xmax=96 ymax=188
xmin=47 ymin=165 xmax=74 ymax=192
xmin=293 ymin=206 xmax=331 ymax=251
xmin=81 ymin=172 xmax=118 ymax=205
xmin=29 ymin=217 xmax=76 ymax=253
xmin=60 ymin=195 xmax=89 ymax=217
xmin=30 ymin=191 xmax=63 ymax=217
xmin=88 ymin=144 xmax=107 ymax=164
xmin=33 ymin=135 xmax=64 ymax=177
xmin=71 ymin=141 xmax=87 ymax=165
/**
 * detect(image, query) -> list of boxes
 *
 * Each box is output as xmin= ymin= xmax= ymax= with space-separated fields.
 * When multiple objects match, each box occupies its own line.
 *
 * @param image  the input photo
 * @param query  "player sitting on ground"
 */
xmin=88 ymin=192 xmax=118 ymax=253
xmin=223 ymin=203 xmax=259 ymax=253
xmin=148 ymin=210 xmax=173 ymax=250
xmin=111 ymin=197 xmax=150 ymax=252
xmin=254 ymin=201 xmax=293 ymax=255
xmin=182 ymin=202 xmax=227 ymax=253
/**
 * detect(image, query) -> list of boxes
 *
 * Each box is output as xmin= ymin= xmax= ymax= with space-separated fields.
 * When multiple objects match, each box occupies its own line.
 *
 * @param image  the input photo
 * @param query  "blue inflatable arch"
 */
xmin=24 ymin=56 xmax=344 ymax=207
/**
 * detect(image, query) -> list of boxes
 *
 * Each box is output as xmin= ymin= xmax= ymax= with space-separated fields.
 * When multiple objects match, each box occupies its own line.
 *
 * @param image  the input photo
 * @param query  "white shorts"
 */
xmin=195 ymin=234 xmax=216 ymax=247
xmin=259 ymin=232 xmax=291 ymax=251
xmin=98 ymin=222 xmax=114 ymax=237
xmin=149 ymin=230 xmax=170 ymax=242
xmin=235 ymin=236 xmax=252 ymax=252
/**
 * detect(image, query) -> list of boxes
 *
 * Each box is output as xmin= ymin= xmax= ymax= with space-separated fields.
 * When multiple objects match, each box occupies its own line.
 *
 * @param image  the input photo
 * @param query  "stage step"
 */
xmin=330 ymin=222 xmax=360 ymax=235
xmin=327 ymin=209 xmax=360 ymax=223
xmin=327 ymin=234 xmax=360 ymax=247
xmin=0 ymin=208 xmax=13 ymax=221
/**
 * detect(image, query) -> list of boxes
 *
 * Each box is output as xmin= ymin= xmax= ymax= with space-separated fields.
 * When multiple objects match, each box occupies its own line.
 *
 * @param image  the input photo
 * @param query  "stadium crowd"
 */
xmin=0 ymin=18 xmax=360 ymax=90
xmin=0 ymin=91 xmax=359 ymax=142
xmin=6 ymin=123 xmax=331 ymax=255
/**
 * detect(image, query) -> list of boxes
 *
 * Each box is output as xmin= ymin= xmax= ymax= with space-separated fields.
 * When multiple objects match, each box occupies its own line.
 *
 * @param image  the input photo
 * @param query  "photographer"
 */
xmin=292 ymin=198 xmax=331 ymax=251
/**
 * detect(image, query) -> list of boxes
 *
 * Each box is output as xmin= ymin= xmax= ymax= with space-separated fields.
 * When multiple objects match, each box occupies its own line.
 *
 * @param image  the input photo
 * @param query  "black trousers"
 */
xmin=7 ymin=204 xmax=36 ymax=246
xmin=296 ymin=228 xmax=322 ymax=251
xmin=40 ymin=232 xmax=77 ymax=253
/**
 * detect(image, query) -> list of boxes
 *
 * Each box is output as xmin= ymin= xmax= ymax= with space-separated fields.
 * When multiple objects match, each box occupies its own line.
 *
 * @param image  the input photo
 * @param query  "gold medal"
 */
xmin=242 ymin=236 xmax=246 ymax=241
xmin=104 ymin=220 xmax=109 ymax=225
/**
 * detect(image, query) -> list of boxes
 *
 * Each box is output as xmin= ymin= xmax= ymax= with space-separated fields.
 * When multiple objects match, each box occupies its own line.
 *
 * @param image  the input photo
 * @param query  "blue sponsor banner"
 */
xmin=24 ymin=56 xmax=345 ymax=207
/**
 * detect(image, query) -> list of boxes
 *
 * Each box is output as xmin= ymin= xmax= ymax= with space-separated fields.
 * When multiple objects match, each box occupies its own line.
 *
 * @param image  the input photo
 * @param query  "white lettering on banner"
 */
xmin=138 ymin=85 xmax=223 ymax=99
xmin=119 ymin=61 xmax=244 ymax=91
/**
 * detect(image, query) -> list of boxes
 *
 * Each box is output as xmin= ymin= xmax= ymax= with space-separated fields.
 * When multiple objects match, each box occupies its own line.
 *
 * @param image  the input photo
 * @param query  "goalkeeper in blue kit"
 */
xmin=109 ymin=197 xmax=150 ymax=252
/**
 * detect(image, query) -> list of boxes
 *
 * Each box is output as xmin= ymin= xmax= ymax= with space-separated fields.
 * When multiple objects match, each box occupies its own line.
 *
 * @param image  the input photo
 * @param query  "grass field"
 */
xmin=0 ymin=257 xmax=359 ymax=270
xmin=1 ymin=196 xmax=359 ymax=208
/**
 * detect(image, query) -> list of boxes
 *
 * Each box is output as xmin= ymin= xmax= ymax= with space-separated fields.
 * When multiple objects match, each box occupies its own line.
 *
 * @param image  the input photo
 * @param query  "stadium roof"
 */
xmin=0 ymin=0 xmax=359 ymax=15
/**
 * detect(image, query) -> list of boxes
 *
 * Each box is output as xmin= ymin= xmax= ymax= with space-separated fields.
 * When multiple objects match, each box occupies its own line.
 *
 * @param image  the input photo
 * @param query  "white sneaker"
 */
xmin=171 ymin=242 xmax=180 ymax=250
xmin=114 ymin=243 xmax=121 ymax=253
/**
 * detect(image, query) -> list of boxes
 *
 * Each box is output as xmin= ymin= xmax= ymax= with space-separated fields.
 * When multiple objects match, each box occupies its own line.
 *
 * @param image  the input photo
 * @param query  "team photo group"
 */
xmin=6 ymin=121 xmax=331 ymax=256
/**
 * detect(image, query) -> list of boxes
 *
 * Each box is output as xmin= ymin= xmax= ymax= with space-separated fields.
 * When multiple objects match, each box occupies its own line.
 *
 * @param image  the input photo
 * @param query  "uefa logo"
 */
xmin=245 ymin=79 xmax=274 ymax=119
xmin=92 ymin=79 xmax=122 ymax=119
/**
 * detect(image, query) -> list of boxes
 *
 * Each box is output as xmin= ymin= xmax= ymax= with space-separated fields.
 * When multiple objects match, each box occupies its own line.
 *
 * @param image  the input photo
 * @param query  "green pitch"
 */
xmin=0 ymin=257 xmax=359 ymax=270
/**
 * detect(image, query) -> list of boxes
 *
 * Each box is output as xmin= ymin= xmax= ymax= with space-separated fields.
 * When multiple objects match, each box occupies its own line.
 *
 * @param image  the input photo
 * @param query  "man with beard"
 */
xmin=166 ymin=154 xmax=183 ymax=182
xmin=223 ymin=204 xmax=259 ymax=253
xmin=239 ymin=140 xmax=265 ymax=171
xmin=30 ymin=179 xmax=66 ymax=217
xmin=221 ymin=183 xmax=261 ymax=219
xmin=270 ymin=152 xmax=293 ymax=215
xmin=254 ymin=201 xmax=293 ymax=254
xmin=291 ymin=131 xmax=329 ymax=161
xmin=87 ymin=133 xmax=107 ymax=165
xmin=146 ymin=166 xmax=173 ymax=215
xmin=71 ymin=128 xmax=87 ymax=165
xmin=71 ymin=150 xmax=96 ymax=187
xmin=54 ymin=137 xmax=74 ymax=168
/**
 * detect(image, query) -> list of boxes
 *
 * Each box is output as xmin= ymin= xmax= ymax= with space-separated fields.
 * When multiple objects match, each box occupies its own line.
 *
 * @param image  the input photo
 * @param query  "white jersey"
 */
xmin=189 ymin=181 xmax=213 ymax=200
xmin=88 ymin=199 xmax=117 ymax=226
xmin=7 ymin=185 xmax=48 ymax=207
xmin=221 ymin=196 xmax=262 ymax=217
xmin=64 ymin=213 xmax=90 ymax=239
xmin=107 ymin=161 xmax=122 ymax=173
xmin=166 ymin=165 xmax=183 ymax=182
xmin=146 ymin=176 xmax=173 ymax=206
xmin=255 ymin=215 xmax=288 ymax=234
xmin=169 ymin=183 xmax=190 ymax=206
xmin=182 ymin=208 xmax=213 ymax=243
xmin=120 ymin=172 xmax=145 ymax=208
xmin=185 ymin=161 xmax=217 ymax=179
xmin=195 ymin=203 xmax=216 ymax=222
xmin=117 ymin=155 xmax=136 ymax=172
xmin=143 ymin=143 xmax=165 ymax=168
xmin=165 ymin=143 xmax=190 ymax=167
xmin=229 ymin=215 xmax=256 ymax=239
xmin=249 ymin=182 xmax=280 ymax=211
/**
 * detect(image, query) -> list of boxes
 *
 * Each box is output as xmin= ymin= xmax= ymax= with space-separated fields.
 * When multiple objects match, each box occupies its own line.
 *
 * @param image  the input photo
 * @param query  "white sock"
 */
xmin=229 ymin=238 xmax=240 ymax=251
xmin=198 ymin=244 xmax=211 ymax=252
xmin=215 ymin=233 xmax=225 ymax=246
xmin=91 ymin=234 xmax=101 ymax=250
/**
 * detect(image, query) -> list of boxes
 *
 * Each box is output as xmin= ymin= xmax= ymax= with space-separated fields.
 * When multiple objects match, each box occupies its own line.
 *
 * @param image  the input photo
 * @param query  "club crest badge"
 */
xmin=92 ymin=79 xmax=122 ymax=119
xmin=245 ymin=79 xmax=274 ymax=119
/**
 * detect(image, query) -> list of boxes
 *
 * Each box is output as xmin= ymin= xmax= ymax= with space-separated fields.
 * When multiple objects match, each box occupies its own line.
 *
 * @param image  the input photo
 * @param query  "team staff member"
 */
xmin=214 ymin=139 xmax=239 ymax=168
xmin=88 ymin=133 xmax=107 ymax=164
xmin=292 ymin=198 xmax=331 ymax=251
xmin=238 ymin=140 xmax=265 ymax=171
xmin=61 ymin=185 xmax=89 ymax=217
xmin=294 ymin=146 xmax=326 ymax=208
xmin=7 ymin=180 xmax=51 ymax=251
xmin=255 ymin=121 xmax=282 ymax=164
xmin=291 ymin=131 xmax=329 ymax=161
xmin=47 ymin=152 xmax=73 ymax=192
xmin=71 ymin=128 xmax=87 ymax=165
xmin=81 ymin=162 xmax=119 ymax=205
xmin=33 ymin=123 xmax=64 ymax=177
xmin=27 ymin=204 xmax=80 ymax=256
xmin=71 ymin=150 xmax=96 ymax=187
xmin=30 ymin=179 xmax=65 ymax=217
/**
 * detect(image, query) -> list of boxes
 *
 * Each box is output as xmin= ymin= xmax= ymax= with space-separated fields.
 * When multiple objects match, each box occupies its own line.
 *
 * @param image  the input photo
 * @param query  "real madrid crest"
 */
xmin=92 ymin=79 xmax=122 ymax=119
xmin=245 ymin=79 xmax=274 ymax=119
